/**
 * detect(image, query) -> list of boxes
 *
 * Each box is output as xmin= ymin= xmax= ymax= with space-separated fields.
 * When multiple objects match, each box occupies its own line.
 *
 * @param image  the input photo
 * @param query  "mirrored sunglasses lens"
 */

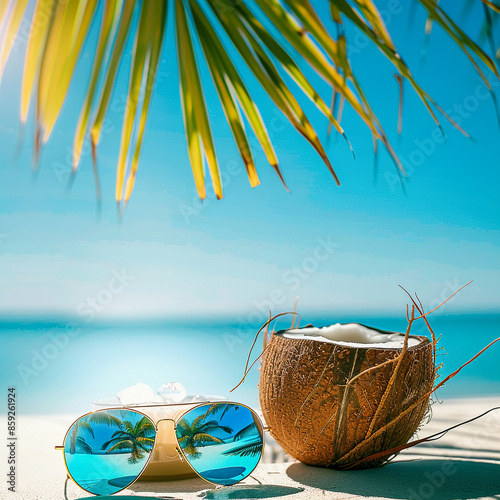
xmin=176 ymin=403 xmax=263 ymax=485
xmin=64 ymin=409 xmax=155 ymax=495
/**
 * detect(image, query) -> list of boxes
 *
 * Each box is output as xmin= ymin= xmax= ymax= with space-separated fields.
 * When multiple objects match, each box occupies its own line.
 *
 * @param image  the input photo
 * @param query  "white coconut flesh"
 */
xmin=283 ymin=323 xmax=421 ymax=349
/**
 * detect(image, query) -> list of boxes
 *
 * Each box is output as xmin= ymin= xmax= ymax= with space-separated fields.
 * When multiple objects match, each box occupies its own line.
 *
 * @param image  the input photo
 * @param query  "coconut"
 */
xmin=259 ymin=323 xmax=435 ymax=469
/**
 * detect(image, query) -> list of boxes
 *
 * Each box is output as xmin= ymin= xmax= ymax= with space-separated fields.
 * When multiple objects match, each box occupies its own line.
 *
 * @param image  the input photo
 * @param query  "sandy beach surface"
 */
xmin=1 ymin=397 xmax=499 ymax=500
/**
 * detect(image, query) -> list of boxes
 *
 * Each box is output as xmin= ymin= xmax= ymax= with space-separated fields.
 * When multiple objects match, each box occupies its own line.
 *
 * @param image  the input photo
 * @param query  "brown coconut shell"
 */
xmin=259 ymin=324 xmax=435 ymax=469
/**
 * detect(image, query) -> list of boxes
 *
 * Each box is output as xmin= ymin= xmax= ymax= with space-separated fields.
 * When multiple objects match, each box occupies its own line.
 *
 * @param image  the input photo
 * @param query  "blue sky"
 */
xmin=0 ymin=0 xmax=499 ymax=321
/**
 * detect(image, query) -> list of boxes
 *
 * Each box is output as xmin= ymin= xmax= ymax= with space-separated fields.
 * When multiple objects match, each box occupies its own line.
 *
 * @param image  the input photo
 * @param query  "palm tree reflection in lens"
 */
xmin=176 ymin=403 xmax=263 ymax=486
xmin=64 ymin=409 xmax=155 ymax=496
xmin=68 ymin=411 xmax=122 ymax=455
xmin=102 ymin=416 xmax=155 ymax=464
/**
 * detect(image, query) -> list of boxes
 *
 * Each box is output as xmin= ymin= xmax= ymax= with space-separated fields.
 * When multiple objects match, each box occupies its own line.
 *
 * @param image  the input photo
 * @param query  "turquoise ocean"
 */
xmin=0 ymin=313 xmax=499 ymax=415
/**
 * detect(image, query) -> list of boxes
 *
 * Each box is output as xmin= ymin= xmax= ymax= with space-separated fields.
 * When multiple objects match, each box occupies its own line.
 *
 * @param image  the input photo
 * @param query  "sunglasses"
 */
xmin=55 ymin=401 xmax=265 ymax=496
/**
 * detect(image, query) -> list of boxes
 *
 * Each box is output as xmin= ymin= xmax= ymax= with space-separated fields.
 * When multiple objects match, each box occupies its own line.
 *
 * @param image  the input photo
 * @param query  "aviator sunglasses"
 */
xmin=55 ymin=401 xmax=265 ymax=496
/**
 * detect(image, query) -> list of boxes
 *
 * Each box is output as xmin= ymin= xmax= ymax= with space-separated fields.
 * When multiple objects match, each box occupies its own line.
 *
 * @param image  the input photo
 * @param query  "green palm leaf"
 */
xmin=177 ymin=411 xmax=233 ymax=458
xmin=233 ymin=422 xmax=258 ymax=441
xmin=90 ymin=0 xmax=136 ymax=159
xmin=20 ymin=0 xmax=55 ymax=126
xmin=76 ymin=436 xmax=94 ymax=454
xmin=101 ymin=416 xmax=155 ymax=461
xmin=418 ymin=0 xmax=498 ymax=82
xmin=115 ymin=0 xmax=156 ymax=203
xmin=123 ymin=0 xmax=167 ymax=203
xmin=482 ymin=0 xmax=500 ymax=14
xmin=0 ymin=0 xmax=29 ymax=84
xmin=73 ymin=0 xmax=124 ymax=172
xmin=78 ymin=420 xmax=96 ymax=439
xmin=176 ymin=0 xmax=223 ymax=201
xmin=36 ymin=0 xmax=99 ymax=150
xmin=223 ymin=440 xmax=262 ymax=457
xmin=193 ymin=432 xmax=224 ymax=445
xmin=210 ymin=1 xmax=341 ymax=184
xmin=87 ymin=411 xmax=123 ymax=428
xmin=189 ymin=0 xmax=262 ymax=188
xmin=199 ymin=422 xmax=233 ymax=435
xmin=202 ymin=403 xmax=239 ymax=419
xmin=104 ymin=438 xmax=135 ymax=452
xmin=234 ymin=1 xmax=349 ymax=143
xmin=2 ymin=0 xmax=498 ymax=206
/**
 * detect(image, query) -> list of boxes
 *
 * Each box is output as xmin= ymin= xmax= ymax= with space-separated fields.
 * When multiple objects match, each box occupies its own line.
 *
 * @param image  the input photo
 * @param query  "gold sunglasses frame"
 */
xmin=56 ymin=400 xmax=266 ymax=496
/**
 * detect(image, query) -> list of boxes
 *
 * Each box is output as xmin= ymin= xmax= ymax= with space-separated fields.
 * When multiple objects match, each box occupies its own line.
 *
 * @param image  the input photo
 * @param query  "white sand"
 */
xmin=1 ymin=397 xmax=499 ymax=499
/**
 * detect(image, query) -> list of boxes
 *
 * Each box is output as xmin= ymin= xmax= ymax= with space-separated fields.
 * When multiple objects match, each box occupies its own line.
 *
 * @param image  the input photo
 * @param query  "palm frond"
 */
xmin=128 ymin=448 xmax=146 ymax=464
xmin=78 ymin=420 xmax=96 ymax=439
xmin=331 ymin=0 xmax=443 ymax=133
xmin=132 ymin=416 xmax=155 ymax=437
xmin=211 ymin=0 xmax=341 ymax=184
xmin=190 ymin=413 xmax=208 ymax=430
xmin=482 ymin=0 xmax=500 ymax=14
xmin=73 ymin=0 xmax=124 ymax=171
xmin=90 ymin=0 xmax=136 ymax=159
xmin=20 ymin=0 xmax=54 ymax=126
xmin=416 ymin=0 xmax=498 ymax=83
xmin=227 ymin=1 xmax=349 ymax=148
xmin=176 ymin=0 xmax=222 ymax=201
xmin=177 ymin=434 xmax=190 ymax=444
xmin=199 ymin=422 xmax=233 ymax=435
xmin=35 ymin=0 xmax=99 ymax=157
xmin=76 ymin=436 xmax=94 ymax=454
xmin=234 ymin=422 xmax=258 ymax=441
xmin=176 ymin=419 xmax=191 ymax=436
xmin=202 ymin=403 xmax=238 ymax=420
xmin=87 ymin=411 xmax=123 ymax=428
xmin=136 ymin=436 xmax=155 ymax=445
xmin=223 ymin=440 xmax=262 ymax=457
xmin=123 ymin=0 xmax=167 ymax=203
xmin=2 ymin=0 xmax=498 ymax=206
xmin=181 ymin=442 xmax=200 ymax=458
xmin=116 ymin=0 xmax=167 ymax=203
xmin=122 ymin=421 xmax=134 ymax=434
xmin=104 ymin=439 xmax=135 ymax=452
xmin=189 ymin=0 xmax=261 ymax=188
xmin=0 ymin=0 xmax=30 ymax=84
xmin=193 ymin=432 xmax=224 ymax=445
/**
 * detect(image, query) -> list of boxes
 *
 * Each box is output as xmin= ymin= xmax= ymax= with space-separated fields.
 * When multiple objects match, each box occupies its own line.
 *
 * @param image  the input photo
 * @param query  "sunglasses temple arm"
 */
xmin=64 ymin=476 xmax=70 ymax=500
xmin=55 ymin=445 xmax=64 ymax=450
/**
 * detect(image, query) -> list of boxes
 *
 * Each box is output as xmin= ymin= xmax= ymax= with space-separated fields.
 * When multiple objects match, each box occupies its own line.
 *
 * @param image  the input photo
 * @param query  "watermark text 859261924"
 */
xmin=7 ymin=388 xmax=16 ymax=493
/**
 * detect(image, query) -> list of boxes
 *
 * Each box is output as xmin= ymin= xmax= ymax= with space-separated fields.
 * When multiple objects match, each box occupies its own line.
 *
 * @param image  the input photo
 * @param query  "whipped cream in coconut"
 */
xmin=284 ymin=323 xmax=420 ymax=348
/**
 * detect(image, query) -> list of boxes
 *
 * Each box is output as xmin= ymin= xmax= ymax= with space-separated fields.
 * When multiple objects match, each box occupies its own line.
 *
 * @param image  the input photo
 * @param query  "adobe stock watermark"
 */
xmin=223 ymin=236 xmax=339 ymax=353
xmin=408 ymin=406 xmax=500 ymax=500
xmin=17 ymin=268 xmax=134 ymax=385
xmin=407 ymin=460 xmax=458 ymax=500
xmin=427 ymin=278 xmax=463 ymax=313
xmin=385 ymin=76 xmax=500 ymax=191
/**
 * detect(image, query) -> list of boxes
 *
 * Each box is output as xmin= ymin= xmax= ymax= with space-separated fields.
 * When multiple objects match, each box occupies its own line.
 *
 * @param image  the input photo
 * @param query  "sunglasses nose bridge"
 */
xmin=155 ymin=417 xmax=177 ymax=429
xmin=139 ymin=417 xmax=196 ymax=480
xmin=151 ymin=418 xmax=178 ymax=445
